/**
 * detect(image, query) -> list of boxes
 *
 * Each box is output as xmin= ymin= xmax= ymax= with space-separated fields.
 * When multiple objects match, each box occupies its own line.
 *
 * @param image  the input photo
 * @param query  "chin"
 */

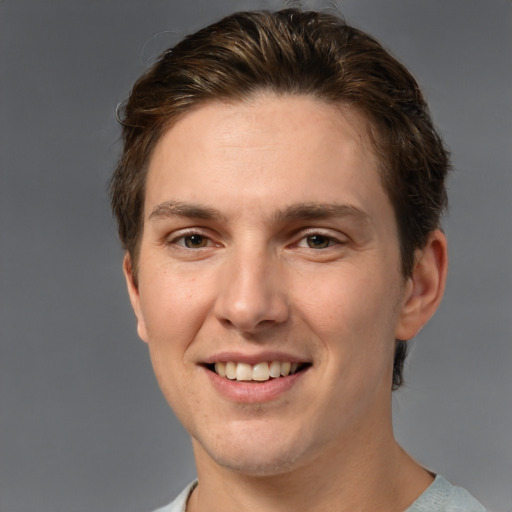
xmin=193 ymin=422 xmax=314 ymax=477
xmin=210 ymin=446 xmax=304 ymax=477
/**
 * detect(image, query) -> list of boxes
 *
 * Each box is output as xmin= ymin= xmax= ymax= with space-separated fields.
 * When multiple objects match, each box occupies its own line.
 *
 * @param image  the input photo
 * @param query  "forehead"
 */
xmin=145 ymin=94 xmax=391 ymax=228
xmin=153 ymin=94 xmax=377 ymax=161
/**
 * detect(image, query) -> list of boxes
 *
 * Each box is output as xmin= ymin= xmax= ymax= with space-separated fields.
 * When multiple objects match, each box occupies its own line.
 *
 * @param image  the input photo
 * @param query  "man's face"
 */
xmin=125 ymin=94 xmax=413 ymax=476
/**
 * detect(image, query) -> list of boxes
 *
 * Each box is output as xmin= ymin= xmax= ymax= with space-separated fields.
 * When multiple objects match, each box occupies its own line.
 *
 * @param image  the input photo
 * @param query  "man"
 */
xmin=110 ymin=8 xmax=487 ymax=512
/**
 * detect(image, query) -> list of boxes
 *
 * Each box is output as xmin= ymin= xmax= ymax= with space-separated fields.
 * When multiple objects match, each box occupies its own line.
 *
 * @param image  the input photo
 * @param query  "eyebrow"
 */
xmin=149 ymin=200 xmax=371 ymax=225
xmin=149 ymin=201 xmax=226 ymax=221
xmin=274 ymin=203 xmax=372 ymax=225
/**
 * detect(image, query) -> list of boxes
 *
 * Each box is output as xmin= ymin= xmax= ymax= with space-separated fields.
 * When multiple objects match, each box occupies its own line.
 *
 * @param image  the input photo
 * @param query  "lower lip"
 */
xmin=203 ymin=367 xmax=308 ymax=403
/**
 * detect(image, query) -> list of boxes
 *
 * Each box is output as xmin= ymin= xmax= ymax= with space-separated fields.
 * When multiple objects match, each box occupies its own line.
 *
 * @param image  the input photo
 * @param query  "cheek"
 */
xmin=297 ymin=264 xmax=399 ymax=365
xmin=297 ymin=265 xmax=389 ymax=328
xmin=139 ymin=266 xmax=210 ymax=342
xmin=148 ymin=342 xmax=202 ymax=431
xmin=139 ymin=268 xmax=212 ymax=417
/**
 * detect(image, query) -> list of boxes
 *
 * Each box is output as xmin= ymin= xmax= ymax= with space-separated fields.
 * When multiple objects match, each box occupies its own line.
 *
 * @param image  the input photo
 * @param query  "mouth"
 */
xmin=205 ymin=361 xmax=311 ymax=382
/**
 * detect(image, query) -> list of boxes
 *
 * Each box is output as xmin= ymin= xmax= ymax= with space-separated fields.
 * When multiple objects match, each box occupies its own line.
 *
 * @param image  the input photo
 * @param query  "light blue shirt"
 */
xmin=153 ymin=475 xmax=486 ymax=512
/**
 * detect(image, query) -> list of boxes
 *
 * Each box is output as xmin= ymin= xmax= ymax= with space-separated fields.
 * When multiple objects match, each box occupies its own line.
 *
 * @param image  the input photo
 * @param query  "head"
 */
xmin=111 ymin=9 xmax=450 ymax=390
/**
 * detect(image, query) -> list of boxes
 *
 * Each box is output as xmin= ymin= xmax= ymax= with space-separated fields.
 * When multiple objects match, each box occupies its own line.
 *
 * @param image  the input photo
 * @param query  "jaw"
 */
xmin=188 ymin=385 xmax=383 ymax=479
xmin=190 ymin=385 xmax=395 ymax=480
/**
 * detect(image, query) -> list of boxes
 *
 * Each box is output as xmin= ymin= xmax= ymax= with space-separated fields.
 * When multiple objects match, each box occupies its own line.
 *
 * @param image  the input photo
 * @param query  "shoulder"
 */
xmin=151 ymin=481 xmax=197 ymax=512
xmin=406 ymin=475 xmax=487 ymax=512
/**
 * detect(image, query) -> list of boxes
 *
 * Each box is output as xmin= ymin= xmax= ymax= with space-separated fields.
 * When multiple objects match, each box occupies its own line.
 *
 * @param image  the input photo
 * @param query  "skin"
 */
xmin=124 ymin=94 xmax=447 ymax=512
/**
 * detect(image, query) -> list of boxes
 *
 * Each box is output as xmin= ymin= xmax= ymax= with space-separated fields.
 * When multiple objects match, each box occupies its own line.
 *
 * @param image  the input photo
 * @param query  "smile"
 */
xmin=211 ymin=361 xmax=309 ymax=382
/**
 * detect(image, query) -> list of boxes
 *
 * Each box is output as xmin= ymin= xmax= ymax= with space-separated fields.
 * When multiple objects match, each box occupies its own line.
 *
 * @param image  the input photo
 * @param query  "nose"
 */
xmin=213 ymin=247 xmax=290 ymax=333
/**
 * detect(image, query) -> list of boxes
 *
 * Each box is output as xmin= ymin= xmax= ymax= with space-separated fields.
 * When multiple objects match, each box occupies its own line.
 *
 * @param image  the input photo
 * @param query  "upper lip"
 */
xmin=201 ymin=350 xmax=311 ymax=365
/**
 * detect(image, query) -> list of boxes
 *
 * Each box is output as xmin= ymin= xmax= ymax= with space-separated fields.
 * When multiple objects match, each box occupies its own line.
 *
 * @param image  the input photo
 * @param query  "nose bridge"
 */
xmin=214 ymin=239 xmax=289 ymax=332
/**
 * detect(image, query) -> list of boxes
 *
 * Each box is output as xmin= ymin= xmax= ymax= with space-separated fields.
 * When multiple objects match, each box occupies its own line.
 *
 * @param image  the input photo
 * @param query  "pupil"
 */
xmin=308 ymin=235 xmax=329 ymax=249
xmin=185 ymin=235 xmax=205 ymax=248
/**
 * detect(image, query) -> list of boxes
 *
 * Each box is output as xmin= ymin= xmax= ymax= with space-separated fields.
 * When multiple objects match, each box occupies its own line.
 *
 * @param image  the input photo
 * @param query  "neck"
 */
xmin=188 ymin=421 xmax=433 ymax=512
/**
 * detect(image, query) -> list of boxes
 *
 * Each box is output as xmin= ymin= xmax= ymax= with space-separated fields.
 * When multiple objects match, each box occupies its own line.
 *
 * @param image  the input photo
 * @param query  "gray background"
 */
xmin=1 ymin=1 xmax=510 ymax=511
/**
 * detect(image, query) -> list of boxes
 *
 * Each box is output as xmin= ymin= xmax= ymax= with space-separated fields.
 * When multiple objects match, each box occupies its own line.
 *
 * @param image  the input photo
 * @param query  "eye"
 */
xmin=170 ymin=233 xmax=214 ymax=249
xmin=297 ymin=234 xmax=339 ymax=249
xmin=306 ymin=234 xmax=333 ymax=249
xmin=182 ymin=234 xmax=208 ymax=248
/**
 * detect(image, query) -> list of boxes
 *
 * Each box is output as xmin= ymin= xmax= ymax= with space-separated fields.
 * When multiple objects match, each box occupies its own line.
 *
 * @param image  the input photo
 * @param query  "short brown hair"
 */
xmin=110 ymin=8 xmax=450 ymax=390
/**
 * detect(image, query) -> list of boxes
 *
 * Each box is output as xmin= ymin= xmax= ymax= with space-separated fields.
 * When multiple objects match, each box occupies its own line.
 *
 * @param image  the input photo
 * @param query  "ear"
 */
xmin=122 ymin=253 xmax=149 ymax=343
xmin=395 ymin=230 xmax=448 ymax=341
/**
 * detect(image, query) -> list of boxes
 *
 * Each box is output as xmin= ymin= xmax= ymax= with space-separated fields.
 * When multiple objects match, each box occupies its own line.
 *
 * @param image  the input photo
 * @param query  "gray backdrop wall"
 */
xmin=1 ymin=1 xmax=510 ymax=511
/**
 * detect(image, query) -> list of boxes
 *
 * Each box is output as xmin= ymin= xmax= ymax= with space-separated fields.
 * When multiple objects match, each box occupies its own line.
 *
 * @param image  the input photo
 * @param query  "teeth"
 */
xmin=225 ymin=361 xmax=237 ymax=380
xmin=212 ymin=361 xmax=304 ymax=381
xmin=236 ymin=362 xmax=252 ymax=381
xmin=214 ymin=361 xmax=226 ymax=377
xmin=252 ymin=362 xmax=270 ymax=381
xmin=269 ymin=361 xmax=281 ymax=378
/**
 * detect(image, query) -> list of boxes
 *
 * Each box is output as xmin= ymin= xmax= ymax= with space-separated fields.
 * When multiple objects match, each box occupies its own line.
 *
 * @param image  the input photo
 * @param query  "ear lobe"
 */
xmin=395 ymin=230 xmax=448 ymax=341
xmin=122 ymin=253 xmax=149 ymax=343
